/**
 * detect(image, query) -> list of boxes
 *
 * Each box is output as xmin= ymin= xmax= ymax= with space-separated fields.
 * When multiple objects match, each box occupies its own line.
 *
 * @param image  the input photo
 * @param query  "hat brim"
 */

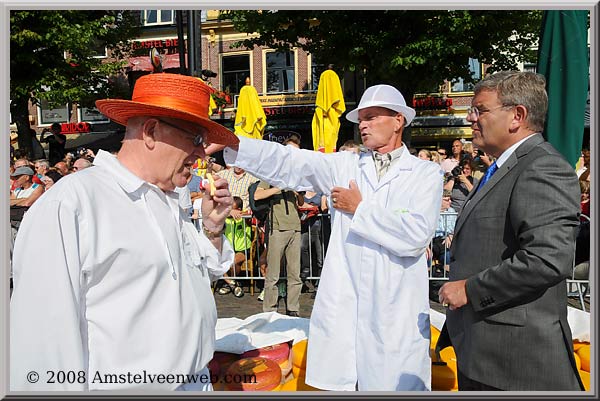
xmin=96 ymin=99 xmax=239 ymax=146
xmin=346 ymin=102 xmax=416 ymax=126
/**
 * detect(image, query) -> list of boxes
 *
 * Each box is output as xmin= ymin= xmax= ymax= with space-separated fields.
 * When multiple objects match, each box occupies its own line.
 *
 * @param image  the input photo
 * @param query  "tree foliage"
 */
xmin=10 ymin=10 xmax=141 ymax=155
xmin=223 ymin=10 xmax=543 ymax=97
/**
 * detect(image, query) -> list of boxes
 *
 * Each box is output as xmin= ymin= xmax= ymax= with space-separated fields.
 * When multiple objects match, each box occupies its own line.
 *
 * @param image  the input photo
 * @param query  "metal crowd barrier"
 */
xmin=567 ymin=214 xmax=591 ymax=311
xmin=202 ymin=210 xmax=590 ymax=311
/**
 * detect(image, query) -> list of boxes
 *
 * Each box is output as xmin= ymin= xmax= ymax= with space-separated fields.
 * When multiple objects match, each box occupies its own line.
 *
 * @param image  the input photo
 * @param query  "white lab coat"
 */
xmin=224 ymin=137 xmax=443 ymax=390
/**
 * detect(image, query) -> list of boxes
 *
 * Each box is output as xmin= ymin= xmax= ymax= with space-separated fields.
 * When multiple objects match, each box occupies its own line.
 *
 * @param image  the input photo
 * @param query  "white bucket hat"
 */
xmin=346 ymin=84 xmax=416 ymax=126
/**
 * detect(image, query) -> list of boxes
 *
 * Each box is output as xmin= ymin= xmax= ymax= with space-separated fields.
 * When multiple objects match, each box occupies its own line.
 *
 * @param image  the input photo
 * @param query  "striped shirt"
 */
xmin=217 ymin=168 xmax=259 ymax=211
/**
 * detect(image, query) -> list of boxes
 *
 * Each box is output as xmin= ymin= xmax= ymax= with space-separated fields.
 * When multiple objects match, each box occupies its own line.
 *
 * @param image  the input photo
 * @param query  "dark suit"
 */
xmin=444 ymin=134 xmax=584 ymax=390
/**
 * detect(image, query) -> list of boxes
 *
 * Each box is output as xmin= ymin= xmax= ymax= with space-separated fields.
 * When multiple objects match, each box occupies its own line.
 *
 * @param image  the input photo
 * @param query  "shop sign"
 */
xmin=264 ymin=106 xmax=313 ymax=116
xmin=61 ymin=122 xmax=91 ymax=134
xmin=131 ymin=39 xmax=180 ymax=50
xmin=263 ymin=130 xmax=301 ymax=143
xmin=257 ymin=93 xmax=316 ymax=107
xmin=412 ymin=96 xmax=453 ymax=110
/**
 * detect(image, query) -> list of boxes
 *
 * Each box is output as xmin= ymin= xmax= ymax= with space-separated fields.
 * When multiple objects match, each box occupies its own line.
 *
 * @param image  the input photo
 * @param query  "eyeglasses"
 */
xmin=467 ymin=105 xmax=515 ymax=120
xmin=157 ymin=118 xmax=206 ymax=147
xmin=438 ymin=151 xmax=446 ymax=156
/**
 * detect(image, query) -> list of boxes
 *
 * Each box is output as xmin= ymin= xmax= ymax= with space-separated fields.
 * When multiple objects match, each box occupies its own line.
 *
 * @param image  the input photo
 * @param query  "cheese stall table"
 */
xmin=212 ymin=308 xmax=591 ymax=391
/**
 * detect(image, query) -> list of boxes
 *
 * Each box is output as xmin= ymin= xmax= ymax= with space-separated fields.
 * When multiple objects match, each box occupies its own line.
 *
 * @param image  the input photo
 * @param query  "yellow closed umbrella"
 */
xmin=312 ymin=69 xmax=346 ymax=153
xmin=196 ymin=77 xmax=218 ymax=116
xmin=234 ymin=84 xmax=267 ymax=139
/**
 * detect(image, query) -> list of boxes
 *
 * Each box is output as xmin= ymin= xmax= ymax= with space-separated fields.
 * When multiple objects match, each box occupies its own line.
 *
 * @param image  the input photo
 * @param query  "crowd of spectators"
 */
xmin=11 ymin=130 xmax=590 ymax=308
xmin=9 ymin=126 xmax=99 ymax=288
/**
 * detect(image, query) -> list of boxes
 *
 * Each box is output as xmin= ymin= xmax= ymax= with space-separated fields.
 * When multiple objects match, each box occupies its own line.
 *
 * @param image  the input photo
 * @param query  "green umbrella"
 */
xmin=537 ymin=10 xmax=589 ymax=168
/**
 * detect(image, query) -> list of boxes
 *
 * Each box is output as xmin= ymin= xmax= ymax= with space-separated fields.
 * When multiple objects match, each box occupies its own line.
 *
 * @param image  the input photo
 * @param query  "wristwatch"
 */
xmin=202 ymin=223 xmax=225 ymax=239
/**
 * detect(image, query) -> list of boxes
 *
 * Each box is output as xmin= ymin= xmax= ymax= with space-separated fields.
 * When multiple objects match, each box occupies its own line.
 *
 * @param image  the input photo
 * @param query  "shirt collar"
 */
xmin=93 ymin=150 xmax=148 ymax=194
xmin=372 ymin=144 xmax=405 ymax=162
xmin=495 ymin=133 xmax=537 ymax=168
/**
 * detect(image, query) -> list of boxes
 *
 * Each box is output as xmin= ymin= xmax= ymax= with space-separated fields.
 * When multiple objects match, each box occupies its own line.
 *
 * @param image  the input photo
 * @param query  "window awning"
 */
xmin=128 ymin=53 xmax=187 ymax=72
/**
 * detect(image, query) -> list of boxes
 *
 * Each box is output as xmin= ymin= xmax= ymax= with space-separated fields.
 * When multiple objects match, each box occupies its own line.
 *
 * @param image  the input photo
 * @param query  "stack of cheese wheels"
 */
xmin=574 ymin=341 xmax=590 ymax=391
xmin=224 ymin=357 xmax=282 ymax=391
xmin=291 ymin=339 xmax=308 ymax=379
xmin=209 ymin=352 xmax=240 ymax=391
xmin=430 ymin=325 xmax=458 ymax=391
xmin=242 ymin=342 xmax=292 ymax=381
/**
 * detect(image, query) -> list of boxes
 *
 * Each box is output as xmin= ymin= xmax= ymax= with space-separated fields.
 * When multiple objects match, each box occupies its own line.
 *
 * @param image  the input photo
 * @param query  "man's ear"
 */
xmin=509 ymin=105 xmax=528 ymax=132
xmin=141 ymin=118 xmax=158 ymax=149
xmin=394 ymin=113 xmax=406 ymax=132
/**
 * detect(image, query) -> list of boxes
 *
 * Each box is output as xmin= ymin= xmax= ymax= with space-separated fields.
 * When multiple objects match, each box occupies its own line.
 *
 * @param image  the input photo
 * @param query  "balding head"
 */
xmin=73 ymin=158 xmax=92 ymax=171
xmin=54 ymin=161 xmax=69 ymax=175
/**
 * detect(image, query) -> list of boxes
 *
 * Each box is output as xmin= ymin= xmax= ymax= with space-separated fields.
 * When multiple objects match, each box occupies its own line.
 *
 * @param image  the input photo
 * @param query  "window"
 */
xmin=143 ymin=10 xmax=174 ymax=26
xmin=451 ymin=58 xmax=481 ymax=93
xmin=222 ymin=54 xmax=251 ymax=95
xmin=38 ymin=99 xmax=69 ymax=125
xmin=523 ymin=63 xmax=537 ymax=73
xmin=266 ymin=51 xmax=295 ymax=93
xmin=90 ymin=39 xmax=107 ymax=58
xmin=311 ymin=59 xmax=326 ymax=91
xmin=79 ymin=106 xmax=109 ymax=123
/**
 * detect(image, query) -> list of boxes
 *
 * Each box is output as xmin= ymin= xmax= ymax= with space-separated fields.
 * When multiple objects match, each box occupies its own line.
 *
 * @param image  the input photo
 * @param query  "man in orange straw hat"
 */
xmin=11 ymin=73 xmax=239 ymax=391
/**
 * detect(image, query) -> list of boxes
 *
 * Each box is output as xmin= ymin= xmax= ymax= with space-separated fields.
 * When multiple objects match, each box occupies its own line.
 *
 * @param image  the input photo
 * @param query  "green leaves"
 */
xmin=10 ymin=10 xmax=141 ymax=106
xmin=225 ymin=10 xmax=545 ymax=98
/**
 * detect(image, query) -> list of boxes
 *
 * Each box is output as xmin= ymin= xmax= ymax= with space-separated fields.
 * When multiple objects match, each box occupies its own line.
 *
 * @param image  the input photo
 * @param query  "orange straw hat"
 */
xmin=96 ymin=73 xmax=239 ymax=146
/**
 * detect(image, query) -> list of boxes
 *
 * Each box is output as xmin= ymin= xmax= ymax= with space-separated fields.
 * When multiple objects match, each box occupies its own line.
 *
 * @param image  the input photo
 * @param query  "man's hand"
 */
xmin=201 ymin=176 xmax=233 ymax=231
xmin=438 ymin=279 xmax=468 ymax=310
xmin=229 ymin=208 xmax=243 ymax=219
xmin=331 ymin=180 xmax=362 ymax=214
xmin=443 ymin=235 xmax=453 ymax=248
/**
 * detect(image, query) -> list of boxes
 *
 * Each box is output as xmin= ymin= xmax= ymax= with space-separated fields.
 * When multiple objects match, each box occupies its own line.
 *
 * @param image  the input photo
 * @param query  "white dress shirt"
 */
xmin=10 ymin=150 xmax=233 ymax=391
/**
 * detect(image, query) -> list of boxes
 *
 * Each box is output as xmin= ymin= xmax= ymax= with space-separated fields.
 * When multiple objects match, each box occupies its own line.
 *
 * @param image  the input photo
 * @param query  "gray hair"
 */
xmin=474 ymin=71 xmax=547 ymax=132
xmin=35 ymin=159 xmax=50 ymax=169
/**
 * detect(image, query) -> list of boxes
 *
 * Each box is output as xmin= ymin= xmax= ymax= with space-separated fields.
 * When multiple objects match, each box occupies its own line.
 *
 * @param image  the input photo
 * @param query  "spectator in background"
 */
xmin=574 ymin=180 xmax=590 ymax=286
xmin=40 ymin=169 xmax=63 ymax=191
xmin=430 ymin=191 xmax=456 ymax=276
xmin=63 ymin=152 xmax=75 ymax=168
xmin=34 ymin=159 xmax=50 ymax=179
xmin=339 ymin=139 xmax=361 ymax=153
xmin=430 ymin=150 xmax=442 ymax=164
xmin=417 ymin=149 xmax=432 ymax=161
xmin=217 ymin=196 xmax=250 ymax=298
xmin=54 ymin=161 xmax=69 ymax=176
xmin=577 ymin=147 xmax=590 ymax=183
xmin=40 ymin=123 xmax=66 ymax=166
xmin=440 ymin=139 xmax=466 ymax=174
xmin=12 ymin=158 xmax=44 ymax=189
xmin=462 ymin=141 xmax=473 ymax=160
xmin=217 ymin=165 xmax=258 ymax=212
xmin=254 ymin=137 xmax=304 ymax=317
xmin=298 ymin=190 xmax=328 ymax=297
xmin=10 ymin=166 xmax=44 ymax=207
xmin=445 ymin=158 xmax=478 ymax=213
xmin=30 ymin=128 xmax=46 ymax=160
xmin=437 ymin=147 xmax=448 ymax=161
xmin=72 ymin=157 xmax=93 ymax=172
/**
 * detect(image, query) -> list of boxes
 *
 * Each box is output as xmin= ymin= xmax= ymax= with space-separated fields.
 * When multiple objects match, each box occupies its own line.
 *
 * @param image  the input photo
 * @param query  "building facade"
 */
xmin=22 ymin=10 xmax=482 ymax=154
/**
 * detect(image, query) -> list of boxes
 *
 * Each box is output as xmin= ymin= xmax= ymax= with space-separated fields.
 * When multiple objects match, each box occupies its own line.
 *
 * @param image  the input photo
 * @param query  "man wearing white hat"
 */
xmin=218 ymin=84 xmax=443 ymax=390
xmin=11 ymin=74 xmax=239 ymax=391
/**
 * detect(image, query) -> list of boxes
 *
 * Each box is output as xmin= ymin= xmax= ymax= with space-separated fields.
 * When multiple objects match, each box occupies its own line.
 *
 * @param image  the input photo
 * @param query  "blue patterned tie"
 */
xmin=477 ymin=162 xmax=498 ymax=191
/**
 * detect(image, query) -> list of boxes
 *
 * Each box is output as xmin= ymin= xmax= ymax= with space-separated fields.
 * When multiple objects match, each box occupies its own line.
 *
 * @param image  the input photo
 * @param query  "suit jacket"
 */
xmin=443 ymin=134 xmax=584 ymax=390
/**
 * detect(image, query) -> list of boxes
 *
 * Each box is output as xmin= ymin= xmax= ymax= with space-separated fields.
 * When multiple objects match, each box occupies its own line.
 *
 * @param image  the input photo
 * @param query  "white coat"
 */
xmin=224 ymin=137 xmax=443 ymax=390
xmin=10 ymin=151 xmax=234 ymax=391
